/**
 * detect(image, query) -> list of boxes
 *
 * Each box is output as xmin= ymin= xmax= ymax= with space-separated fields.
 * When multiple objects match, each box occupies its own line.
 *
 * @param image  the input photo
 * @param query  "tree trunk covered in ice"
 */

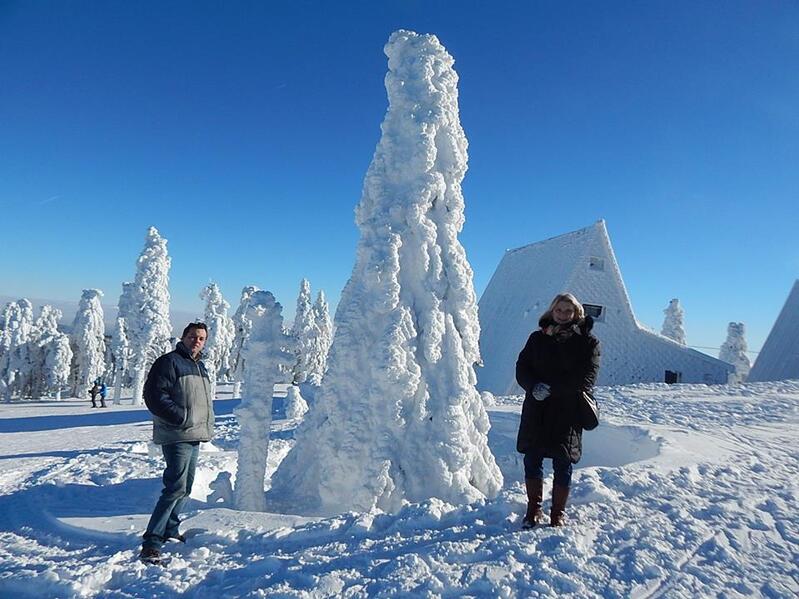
xmin=233 ymin=291 xmax=295 ymax=512
xmin=270 ymin=30 xmax=502 ymax=515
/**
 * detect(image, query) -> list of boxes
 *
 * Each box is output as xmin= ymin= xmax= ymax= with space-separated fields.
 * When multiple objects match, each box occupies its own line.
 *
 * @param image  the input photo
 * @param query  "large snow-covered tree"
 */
xmin=233 ymin=291 xmax=295 ymax=512
xmin=661 ymin=298 xmax=686 ymax=345
xmin=719 ymin=322 xmax=751 ymax=384
xmin=305 ymin=290 xmax=332 ymax=386
xmin=270 ymin=30 xmax=502 ymax=515
xmin=291 ymin=279 xmax=314 ymax=384
xmin=128 ymin=227 xmax=172 ymax=405
xmin=0 ymin=299 xmax=35 ymax=401
xmin=230 ymin=285 xmax=258 ymax=399
xmin=200 ymin=282 xmax=235 ymax=398
xmin=70 ymin=289 xmax=106 ymax=397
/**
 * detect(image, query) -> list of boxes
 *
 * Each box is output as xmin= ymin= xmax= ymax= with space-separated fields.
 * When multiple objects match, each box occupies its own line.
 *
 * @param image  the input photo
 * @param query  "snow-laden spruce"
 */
xmin=70 ymin=289 xmax=106 ymax=397
xmin=31 ymin=306 xmax=72 ymax=400
xmin=270 ymin=30 xmax=502 ymax=514
xmin=233 ymin=291 xmax=295 ymax=512
xmin=230 ymin=285 xmax=259 ymax=399
xmin=111 ymin=282 xmax=134 ymax=404
xmin=0 ymin=299 xmax=35 ymax=401
xmin=291 ymin=279 xmax=315 ymax=384
xmin=284 ymin=385 xmax=309 ymax=420
xmin=719 ymin=322 xmax=751 ymax=384
xmin=128 ymin=227 xmax=172 ymax=405
xmin=200 ymin=282 xmax=235 ymax=398
xmin=661 ymin=298 xmax=686 ymax=345
xmin=307 ymin=290 xmax=333 ymax=386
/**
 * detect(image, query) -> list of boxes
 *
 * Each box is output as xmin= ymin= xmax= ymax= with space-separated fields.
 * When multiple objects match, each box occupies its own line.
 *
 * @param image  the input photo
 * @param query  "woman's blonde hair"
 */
xmin=540 ymin=292 xmax=585 ymax=323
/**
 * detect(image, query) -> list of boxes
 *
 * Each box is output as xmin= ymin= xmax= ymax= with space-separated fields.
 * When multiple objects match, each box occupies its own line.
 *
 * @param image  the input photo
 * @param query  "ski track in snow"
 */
xmin=0 ymin=382 xmax=797 ymax=598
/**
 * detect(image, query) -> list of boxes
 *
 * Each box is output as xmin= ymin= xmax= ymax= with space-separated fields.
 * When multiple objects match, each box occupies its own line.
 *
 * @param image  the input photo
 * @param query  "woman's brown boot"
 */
xmin=550 ymin=484 xmax=570 ymax=526
xmin=522 ymin=478 xmax=544 ymax=528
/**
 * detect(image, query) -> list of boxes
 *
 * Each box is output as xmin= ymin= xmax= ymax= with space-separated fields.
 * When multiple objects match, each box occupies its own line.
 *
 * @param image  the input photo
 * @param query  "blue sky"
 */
xmin=1 ymin=1 xmax=797 ymax=356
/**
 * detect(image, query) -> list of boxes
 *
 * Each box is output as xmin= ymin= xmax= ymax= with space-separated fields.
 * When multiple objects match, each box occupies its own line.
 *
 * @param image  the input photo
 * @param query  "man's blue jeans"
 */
xmin=142 ymin=441 xmax=200 ymax=550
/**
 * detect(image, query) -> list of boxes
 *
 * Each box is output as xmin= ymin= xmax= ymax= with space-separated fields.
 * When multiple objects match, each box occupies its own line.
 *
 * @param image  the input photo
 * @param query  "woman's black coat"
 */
xmin=515 ymin=316 xmax=600 ymax=463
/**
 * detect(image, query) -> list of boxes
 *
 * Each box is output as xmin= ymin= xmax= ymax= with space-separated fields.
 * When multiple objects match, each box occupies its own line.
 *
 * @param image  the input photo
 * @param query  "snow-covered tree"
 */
xmin=200 ymin=282 xmax=235 ymax=399
xmin=305 ymin=290 xmax=333 ymax=386
xmin=111 ymin=282 xmax=135 ymax=404
xmin=128 ymin=227 xmax=172 ymax=405
xmin=230 ymin=285 xmax=258 ymax=399
xmin=233 ymin=290 xmax=295 ymax=512
xmin=719 ymin=322 xmax=751 ymax=384
xmin=291 ymin=279 xmax=315 ymax=384
xmin=284 ymin=385 xmax=308 ymax=420
xmin=270 ymin=31 xmax=503 ymax=515
xmin=29 ymin=306 xmax=72 ymax=399
xmin=0 ymin=299 xmax=35 ymax=401
xmin=111 ymin=317 xmax=129 ymax=403
xmin=70 ymin=289 xmax=106 ymax=397
xmin=661 ymin=298 xmax=686 ymax=345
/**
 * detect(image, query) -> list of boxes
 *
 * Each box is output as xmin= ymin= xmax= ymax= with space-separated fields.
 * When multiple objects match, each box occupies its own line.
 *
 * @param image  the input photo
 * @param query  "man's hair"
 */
xmin=181 ymin=322 xmax=208 ymax=338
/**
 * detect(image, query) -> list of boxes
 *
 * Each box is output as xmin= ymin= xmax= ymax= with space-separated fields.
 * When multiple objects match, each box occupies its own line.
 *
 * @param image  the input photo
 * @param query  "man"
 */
xmin=139 ymin=323 xmax=214 ymax=564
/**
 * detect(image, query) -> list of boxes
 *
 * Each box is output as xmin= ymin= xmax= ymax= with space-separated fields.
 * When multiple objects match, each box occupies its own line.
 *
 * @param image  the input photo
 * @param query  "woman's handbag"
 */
xmin=580 ymin=390 xmax=599 ymax=430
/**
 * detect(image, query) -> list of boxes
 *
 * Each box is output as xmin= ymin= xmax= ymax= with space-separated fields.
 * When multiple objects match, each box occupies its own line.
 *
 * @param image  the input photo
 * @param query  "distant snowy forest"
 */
xmin=0 ymin=227 xmax=333 ymax=406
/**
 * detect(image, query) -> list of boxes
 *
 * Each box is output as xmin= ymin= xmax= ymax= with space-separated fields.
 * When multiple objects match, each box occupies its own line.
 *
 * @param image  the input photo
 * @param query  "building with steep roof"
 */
xmin=747 ymin=280 xmax=799 ymax=382
xmin=476 ymin=220 xmax=733 ymax=393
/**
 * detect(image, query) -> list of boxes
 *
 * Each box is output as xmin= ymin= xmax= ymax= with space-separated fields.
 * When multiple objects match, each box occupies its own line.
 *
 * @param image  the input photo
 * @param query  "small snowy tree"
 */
xmin=200 ymin=282 xmax=235 ymax=399
xmin=233 ymin=291 xmax=295 ymax=512
xmin=305 ymin=290 xmax=333 ymax=386
xmin=29 ymin=306 xmax=72 ymax=399
xmin=230 ymin=285 xmax=259 ymax=399
xmin=284 ymin=385 xmax=308 ymax=420
xmin=661 ymin=298 xmax=686 ymax=345
xmin=270 ymin=31 xmax=502 ymax=514
xmin=34 ymin=306 xmax=72 ymax=399
xmin=70 ymin=289 xmax=106 ymax=397
xmin=719 ymin=322 xmax=751 ymax=384
xmin=45 ymin=335 xmax=72 ymax=400
xmin=128 ymin=227 xmax=172 ymax=405
xmin=0 ymin=300 xmax=35 ymax=400
xmin=112 ymin=282 xmax=135 ymax=404
xmin=291 ymin=279 xmax=315 ymax=384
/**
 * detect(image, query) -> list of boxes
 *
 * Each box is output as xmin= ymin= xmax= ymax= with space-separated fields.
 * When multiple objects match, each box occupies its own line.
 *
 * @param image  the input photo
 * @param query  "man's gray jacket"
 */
xmin=143 ymin=341 xmax=214 ymax=445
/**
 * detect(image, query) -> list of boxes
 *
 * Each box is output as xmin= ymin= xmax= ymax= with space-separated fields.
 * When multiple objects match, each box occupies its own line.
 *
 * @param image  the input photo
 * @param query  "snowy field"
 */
xmin=0 ymin=381 xmax=797 ymax=598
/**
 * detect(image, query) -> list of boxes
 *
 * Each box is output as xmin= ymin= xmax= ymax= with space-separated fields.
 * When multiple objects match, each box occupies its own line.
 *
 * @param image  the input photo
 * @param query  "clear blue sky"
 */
xmin=2 ymin=1 xmax=797 ymax=357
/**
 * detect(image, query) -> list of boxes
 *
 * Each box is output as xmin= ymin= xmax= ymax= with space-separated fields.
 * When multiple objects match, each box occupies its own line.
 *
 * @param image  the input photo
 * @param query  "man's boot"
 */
xmin=550 ymin=484 xmax=570 ymax=527
xmin=522 ymin=478 xmax=544 ymax=529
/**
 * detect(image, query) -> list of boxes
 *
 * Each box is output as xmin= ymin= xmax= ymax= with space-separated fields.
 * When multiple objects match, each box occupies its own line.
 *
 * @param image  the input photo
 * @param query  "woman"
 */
xmin=516 ymin=293 xmax=600 ymax=527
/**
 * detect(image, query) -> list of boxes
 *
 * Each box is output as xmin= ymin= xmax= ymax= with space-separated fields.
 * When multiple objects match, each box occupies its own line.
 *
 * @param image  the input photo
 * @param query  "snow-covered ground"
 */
xmin=0 ymin=381 xmax=797 ymax=598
